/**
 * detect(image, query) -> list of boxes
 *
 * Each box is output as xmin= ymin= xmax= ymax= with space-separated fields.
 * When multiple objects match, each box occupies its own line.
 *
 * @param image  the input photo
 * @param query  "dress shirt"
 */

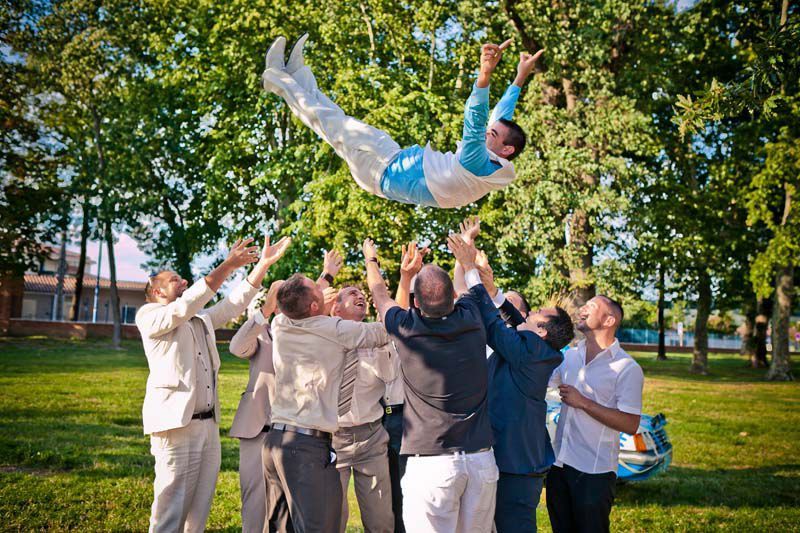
xmin=270 ymin=313 xmax=390 ymax=433
xmin=383 ymin=342 xmax=405 ymax=406
xmin=338 ymin=343 xmax=397 ymax=427
xmin=548 ymin=340 xmax=644 ymax=474
xmin=379 ymin=82 xmax=521 ymax=207
xmin=191 ymin=318 xmax=215 ymax=414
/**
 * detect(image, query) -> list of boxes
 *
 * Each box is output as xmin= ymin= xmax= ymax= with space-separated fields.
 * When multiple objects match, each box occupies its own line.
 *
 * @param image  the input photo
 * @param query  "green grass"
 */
xmin=0 ymin=338 xmax=798 ymax=531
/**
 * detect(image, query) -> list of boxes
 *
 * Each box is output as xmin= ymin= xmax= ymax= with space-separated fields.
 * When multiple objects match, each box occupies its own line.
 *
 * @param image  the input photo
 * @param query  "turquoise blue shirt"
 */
xmin=379 ymin=83 xmax=521 ymax=206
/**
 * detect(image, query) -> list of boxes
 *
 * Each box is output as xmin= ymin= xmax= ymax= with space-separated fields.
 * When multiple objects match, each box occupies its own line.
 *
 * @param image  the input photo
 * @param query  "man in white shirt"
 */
xmin=137 ymin=234 xmax=290 ymax=533
xmin=546 ymin=295 xmax=644 ymax=533
xmin=331 ymin=286 xmax=396 ymax=533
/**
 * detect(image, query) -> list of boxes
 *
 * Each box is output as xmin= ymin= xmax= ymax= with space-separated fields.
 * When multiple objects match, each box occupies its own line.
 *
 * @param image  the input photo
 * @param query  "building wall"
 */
xmin=19 ymin=289 xmax=146 ymax=324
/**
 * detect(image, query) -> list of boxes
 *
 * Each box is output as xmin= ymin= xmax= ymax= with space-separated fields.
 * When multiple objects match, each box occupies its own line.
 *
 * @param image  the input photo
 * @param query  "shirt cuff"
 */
xmin=464 ymin=268 xmax=482 ymax=288
xmin=253 ymin=310 xmax=267 ymax=325
xmin=491 ymin=289 xmax=505 ymax=308
xmin=409 ymin=274 xmax=417 ymax=294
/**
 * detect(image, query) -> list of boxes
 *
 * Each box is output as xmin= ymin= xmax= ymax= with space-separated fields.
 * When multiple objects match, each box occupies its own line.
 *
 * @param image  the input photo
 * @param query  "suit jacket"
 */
xmin=229 ymin=312 xmax=274 ymax=439
xmin=136 ymin=278 xmax=259 ymax=435
xmin=466 ymin=284 xmax=563 ymax=474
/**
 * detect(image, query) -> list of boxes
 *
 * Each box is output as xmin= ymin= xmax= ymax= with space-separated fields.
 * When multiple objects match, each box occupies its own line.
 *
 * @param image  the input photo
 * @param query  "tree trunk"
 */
xmin=690 ymin=271 xmax=711 ymax=374
xmin=767 ymin=264 xmax=794 ymax=380
xmin=69 ymin=201 xmax=90 ymax=321
xmin=754 ymin=296 xmax=772 ymax=368
xmin=657 ymin=264 xmax=667 ymax=360
xmin=104 ymin=221 xmax=122 ymax=349
xmin=54 ymin=222 xmax=68 ymax=321
xmin=161 ymin=196 xmax=193 ymax=281
xmin=740 ymin=297 xmax=757 ymax=363
xmin=568 ymin=208 xmax=595 ymax=307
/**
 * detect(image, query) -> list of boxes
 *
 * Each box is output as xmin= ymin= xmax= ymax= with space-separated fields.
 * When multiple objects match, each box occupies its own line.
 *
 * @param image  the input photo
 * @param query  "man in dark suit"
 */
xmin=449 ymin=234 xmax=574 ymax=533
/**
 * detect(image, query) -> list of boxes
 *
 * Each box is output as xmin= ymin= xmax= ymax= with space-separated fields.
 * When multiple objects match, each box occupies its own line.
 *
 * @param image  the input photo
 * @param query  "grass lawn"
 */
xmin=0 ymin=337 xmax=798 ymax=532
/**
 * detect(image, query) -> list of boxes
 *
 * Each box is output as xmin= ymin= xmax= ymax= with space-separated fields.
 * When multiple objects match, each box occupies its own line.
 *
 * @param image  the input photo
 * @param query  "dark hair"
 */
xmin=600 ymin=295 xmax=625 ymax=328
xmin=277 ymin=274 xmax=317 ymax=319
xmin=413 ymin=265 xmax=454 ymax=318
xmin=506 ymin=290 xmax=531 ymax=316
xmin=497 ymin=118 xmax=526 ymax=161
xmin=537 ymin=306 xmax=575 ymax=350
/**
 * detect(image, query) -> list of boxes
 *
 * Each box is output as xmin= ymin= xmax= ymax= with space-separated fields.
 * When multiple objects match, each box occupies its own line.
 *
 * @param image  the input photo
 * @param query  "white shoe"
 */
xmin=264 ymin=36 xmax=287 ymax=71
xmin=291 ymin=65 xmax=318 ymax=94
xmin=286 ymin=33 xmax=309 ymax=74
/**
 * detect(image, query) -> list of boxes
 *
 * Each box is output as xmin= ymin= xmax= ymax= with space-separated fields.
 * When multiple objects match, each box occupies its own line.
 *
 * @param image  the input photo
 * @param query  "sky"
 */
xmin=69 ymin=233 xmax=151 ymax=281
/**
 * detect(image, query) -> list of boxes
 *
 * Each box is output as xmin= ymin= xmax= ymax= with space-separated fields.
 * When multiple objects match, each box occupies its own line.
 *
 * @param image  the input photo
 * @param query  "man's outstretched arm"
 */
xmin=489 ymin=50 xmax=544 ymax=124
xmin=460 ymin=41 xmax=511 ymax=175
xmin=363 ymin=239 xmax=401 ymax=323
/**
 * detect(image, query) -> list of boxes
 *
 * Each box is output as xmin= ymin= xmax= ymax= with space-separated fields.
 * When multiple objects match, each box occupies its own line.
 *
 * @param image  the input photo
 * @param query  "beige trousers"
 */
xmin=334 ymin=421 xmax=394 ymax=533
xmin=401 ymin=449 xmax=498 ymax=533
xmin=239 ymin=432 xmax=268 ymax=533
xmin=149 ymin=418 xmax=221 ymax=533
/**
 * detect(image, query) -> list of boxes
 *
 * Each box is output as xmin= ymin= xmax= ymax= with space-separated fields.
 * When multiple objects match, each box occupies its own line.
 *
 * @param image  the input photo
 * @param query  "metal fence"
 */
xmin=618 ymin=329 xmax=743 ymax=350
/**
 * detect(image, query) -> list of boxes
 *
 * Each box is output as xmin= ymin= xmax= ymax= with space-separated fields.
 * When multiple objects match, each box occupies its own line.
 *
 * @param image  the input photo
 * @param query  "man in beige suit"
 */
xmin=229 ymin=251 xmax=343 ymax=533
xmin=229 ymin=280 xmax=289 ymax=533
xmin=331 ymin=286 xmax=396 ymax=533
xmin=137 ymin=234 xmax=290 ymax=533
xmin=265 ymin=273 xmax=390 ymax=532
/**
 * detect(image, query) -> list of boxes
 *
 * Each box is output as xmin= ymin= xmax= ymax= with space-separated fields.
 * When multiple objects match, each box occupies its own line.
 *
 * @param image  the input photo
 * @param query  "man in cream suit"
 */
xmin=229 ymin=280 xmax=289 ymax=533
xmin=137 ymin=234 xmax=290 ymax=533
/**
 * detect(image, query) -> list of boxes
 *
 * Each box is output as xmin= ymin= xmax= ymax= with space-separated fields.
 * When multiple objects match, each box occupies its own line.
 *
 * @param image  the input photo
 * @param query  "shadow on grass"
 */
xmin=617 ymin=465 xmax=800 ymax=508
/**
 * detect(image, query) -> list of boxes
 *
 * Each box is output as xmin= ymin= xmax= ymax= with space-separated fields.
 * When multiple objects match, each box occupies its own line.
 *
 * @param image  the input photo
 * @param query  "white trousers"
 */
xmin=239 ymin=432 xmax=268 ymax=533
xmin=262 ymin=66 xmax=400 ymax=196
xmin=149 ymin=418 xmax=221 ymax=533
xmin=401 ymin=450 xmax=498 ymax=533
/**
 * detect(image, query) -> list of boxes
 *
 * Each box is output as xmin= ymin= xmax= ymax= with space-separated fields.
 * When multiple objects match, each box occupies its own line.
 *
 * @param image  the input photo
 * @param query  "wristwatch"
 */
xmin=321 ymin=272 xmax=335 ymax=284
xmin=367 ymin=257 xmax=380 ymax=267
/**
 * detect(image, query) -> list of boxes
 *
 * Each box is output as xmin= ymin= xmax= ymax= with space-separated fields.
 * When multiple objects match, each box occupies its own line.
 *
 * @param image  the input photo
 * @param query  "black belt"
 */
xmin=261 ymin=425 xmax=271 ymax=433
xmin=384 ymin=404 xmax=404 ymax=415
xmin=271 ymin=423 xmax=332 ymax=442
xmin=413 ymin=446 xmax=492 ymax=458
xmin=192 ymin=409 xmax=214 ymax=420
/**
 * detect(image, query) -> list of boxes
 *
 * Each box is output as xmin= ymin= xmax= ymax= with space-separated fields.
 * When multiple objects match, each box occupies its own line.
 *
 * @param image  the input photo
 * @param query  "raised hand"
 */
xmin=459 ymin=216 xmax=481 ymax=245
xmin=447 ymin=234 xmax=478 ymax=269
xmin=323 ymin=249 xmax=343 ymax=278
xmin=259 ymin=234 xmax=292 ymax=268
xmin=362 ymin=238 xmax=379 ymax=262
xmin=322 ymin=287 xmax=338 ymax=316
xmin=516 ymin=49 xmax=545 ymax=81
xmin=262 ymin=279 xmax=284 ymax=317
xmin=475 ymin=250 xmax=498 ymax=297
xmin=480 ymin=39 xmax=512 ymax=76
xmin=225 ymin=238 xmax=260 ymax=269
xmin=400 ymin=241 xmax=428 ymax=278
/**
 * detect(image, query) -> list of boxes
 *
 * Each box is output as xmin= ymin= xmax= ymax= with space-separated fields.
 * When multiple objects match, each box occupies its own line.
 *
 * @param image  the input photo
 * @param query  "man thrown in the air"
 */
xmin=261 ymin=34 xmax=543 ymax=209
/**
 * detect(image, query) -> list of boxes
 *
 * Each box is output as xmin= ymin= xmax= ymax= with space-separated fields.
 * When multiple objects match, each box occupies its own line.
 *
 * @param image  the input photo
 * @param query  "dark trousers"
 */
xmin=263 ymin=428 xmax=342 ymax=533
xmin=545 ymin=464 xmax=616 ymax=533
xmin=494 ymin=472 xmax=545 ymax=533
xmin=382 ymin=409 xmax=407 ymax=533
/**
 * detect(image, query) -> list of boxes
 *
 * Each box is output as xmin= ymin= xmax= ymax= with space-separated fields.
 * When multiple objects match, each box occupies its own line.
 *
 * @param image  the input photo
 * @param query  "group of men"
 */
xmin=137 ymin=216 xmax=644 ymax=533
xmin=134 ymin=32 xmax=643 ymax=533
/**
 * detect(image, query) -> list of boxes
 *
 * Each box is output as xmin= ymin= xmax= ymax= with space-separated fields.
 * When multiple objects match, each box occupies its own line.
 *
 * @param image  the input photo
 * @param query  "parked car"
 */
xmin=545 ymin=396 xmax=673 ymax=481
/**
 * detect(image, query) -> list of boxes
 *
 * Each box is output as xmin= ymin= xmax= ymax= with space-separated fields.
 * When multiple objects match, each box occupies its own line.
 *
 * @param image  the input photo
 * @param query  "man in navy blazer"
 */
xmin=449 ymin=234 xmax=574 ymax=533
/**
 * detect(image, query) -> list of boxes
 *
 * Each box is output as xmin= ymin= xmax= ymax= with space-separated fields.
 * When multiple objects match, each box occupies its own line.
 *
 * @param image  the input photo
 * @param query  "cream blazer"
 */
xmin=136 ymin=278 xmax=259 ymax=435
xmin=228 ymin=312 xmax=275 ymax=439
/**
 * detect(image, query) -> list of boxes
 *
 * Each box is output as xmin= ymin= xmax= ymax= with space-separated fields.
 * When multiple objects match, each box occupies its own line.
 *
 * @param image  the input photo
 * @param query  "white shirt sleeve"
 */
xmin=464 ymin=268 xmax=506 ymax=308
xmin=548 ymin=359 xmax=564 ymax=388
xmin=615 ymin=362 xmax=644 ymax=415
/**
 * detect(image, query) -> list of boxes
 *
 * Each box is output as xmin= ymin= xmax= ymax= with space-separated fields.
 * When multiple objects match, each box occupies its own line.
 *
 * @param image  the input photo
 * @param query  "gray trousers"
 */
xmin=333 ymin=420 xmax=394 ymax=533
xmin=263 ymin=428 xmax=341 ymax=533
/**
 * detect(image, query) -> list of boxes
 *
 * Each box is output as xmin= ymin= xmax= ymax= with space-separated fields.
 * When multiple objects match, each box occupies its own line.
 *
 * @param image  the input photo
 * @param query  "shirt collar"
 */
xmin=577 ymin=338 xmax=621 ymax=363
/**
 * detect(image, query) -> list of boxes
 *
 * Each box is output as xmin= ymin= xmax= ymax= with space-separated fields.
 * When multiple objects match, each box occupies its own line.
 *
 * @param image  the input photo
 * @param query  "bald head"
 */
xmin=413 ymin=264 xmax=455 ymax=318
